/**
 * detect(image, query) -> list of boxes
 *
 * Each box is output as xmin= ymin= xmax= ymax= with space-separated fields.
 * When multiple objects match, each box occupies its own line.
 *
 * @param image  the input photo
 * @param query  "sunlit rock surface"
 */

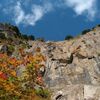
xmin=1 ymin=23 xmax=100 ymax=100
xmin=29 ymin=27 xmax=100 ymax=100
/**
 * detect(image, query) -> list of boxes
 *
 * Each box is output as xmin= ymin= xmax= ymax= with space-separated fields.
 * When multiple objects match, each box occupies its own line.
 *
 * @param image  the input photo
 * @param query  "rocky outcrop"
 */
xmin=0 ymin=23 xmax=100 ymax=100
xmin=28 ymin=26 xmax=100 ymax=100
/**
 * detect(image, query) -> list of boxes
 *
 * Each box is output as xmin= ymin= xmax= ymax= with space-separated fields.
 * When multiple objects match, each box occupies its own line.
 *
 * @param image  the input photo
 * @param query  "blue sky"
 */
xmin=0 ymin=0 xmax=100 ymax=41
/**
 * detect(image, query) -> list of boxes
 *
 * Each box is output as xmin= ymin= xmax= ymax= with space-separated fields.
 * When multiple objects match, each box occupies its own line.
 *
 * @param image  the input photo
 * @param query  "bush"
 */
xmin=7 ymin=45 xmax=15 ymax=55
xmin=65 ymin=35 xmax=73 ymax=40
xmin=21 ymin=34 xmax=28 ymax=40
xmin=35 ymin=88 xmax=50 ymax=98
xmin=81 ymin=29 xmax=91 ymax=35
xmin=0 ymin=51 xmax=50 ymax=100
xmin=28 ymin=35 xmax=35 ymax=40
xmin=36 ymin=38 xmax=45 ymax=42
xmin=21 ymin=34 xmax=35 ymax=40
xmin=0 ymin=33 xmax=6 ymax=39
xmin=12 ymin=26 xmax=20 ymax=34
xmin=97 ymin=24 xmax=100 ymax=27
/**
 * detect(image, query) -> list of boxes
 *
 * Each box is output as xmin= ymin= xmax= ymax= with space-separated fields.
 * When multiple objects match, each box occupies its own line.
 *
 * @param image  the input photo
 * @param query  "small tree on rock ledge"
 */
xmin=65 ymin=35 xmax=73 ymax=40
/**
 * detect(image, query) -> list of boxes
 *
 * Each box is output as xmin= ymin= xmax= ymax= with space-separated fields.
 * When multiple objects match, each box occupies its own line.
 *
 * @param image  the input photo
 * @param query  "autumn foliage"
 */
xmin=0 ymin=47 xmax=50 ymax=100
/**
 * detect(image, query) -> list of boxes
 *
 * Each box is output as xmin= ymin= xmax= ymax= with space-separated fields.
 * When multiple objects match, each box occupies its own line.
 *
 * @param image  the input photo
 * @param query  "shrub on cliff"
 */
xmin=81 ymin=29 xmax=91 ymax=35
xmin=65 ymin=35 xmax=73 ymax=40
xmin=0 ymin=47 xmax=50 ymax=100
xmin=0 ymin=33 xmax=6 ymax=39
xmin=36 ymin=38 xmax=45 ymax=42
xmin=28 ymin=35 xmax=35 ymax=40
xmin=21 ymin=34 xmax=35 ymax=40
xmin=97 ymin=24 xmax=100 ymax=27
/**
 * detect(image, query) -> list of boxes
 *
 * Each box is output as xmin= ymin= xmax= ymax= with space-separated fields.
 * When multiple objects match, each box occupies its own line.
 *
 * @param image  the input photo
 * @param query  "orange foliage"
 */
xmin=0 ymin=47 xmax=49 ymax=99
xmin=0 ymin=71 xmax=7 ymax=80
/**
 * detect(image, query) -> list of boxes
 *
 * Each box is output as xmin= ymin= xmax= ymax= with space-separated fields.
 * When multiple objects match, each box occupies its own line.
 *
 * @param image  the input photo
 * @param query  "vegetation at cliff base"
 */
xmin=0 ymin=47 xmax=50 ymax=100
xmin=0 ymin=23 xmax=51 ymax=100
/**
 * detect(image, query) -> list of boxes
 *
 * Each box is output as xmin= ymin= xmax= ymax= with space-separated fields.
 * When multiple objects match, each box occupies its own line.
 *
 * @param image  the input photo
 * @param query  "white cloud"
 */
xmin=64 ymin=0 xmax=97 ymax=20
xmin=14 ymin=2 xmax=24 ymax=25
xmin=13 ymin=1 xmax=53 ymax=26
xmin=1 ymin=0 xmax=98 ymax=26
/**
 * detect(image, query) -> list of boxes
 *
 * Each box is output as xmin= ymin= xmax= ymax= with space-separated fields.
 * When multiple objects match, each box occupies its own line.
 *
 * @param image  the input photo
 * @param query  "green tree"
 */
xmin=81 ymin=29 xmax=91 ymax=35
xmin=21 ymin=34 xmax=28 ymax=40
xmin=0 ymin=33 xmax=6 ymax=39
xmin=65 ymin=35 xmax=73 ymax=40
xmin=28 ymin=35 xmax=35 ymax=40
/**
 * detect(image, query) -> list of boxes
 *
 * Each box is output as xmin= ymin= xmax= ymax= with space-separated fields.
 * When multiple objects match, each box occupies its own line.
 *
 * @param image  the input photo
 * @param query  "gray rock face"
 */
xmin=51 ymin=85 xmax=100 ymax=100
xmin=28 ymin=27 xmax=100 ymax=100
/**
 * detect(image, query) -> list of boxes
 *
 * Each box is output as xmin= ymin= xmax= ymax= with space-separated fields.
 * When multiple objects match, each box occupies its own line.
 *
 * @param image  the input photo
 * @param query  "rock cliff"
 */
xmin=28 ymin=26 xmax=100 ymax=100
xmin=0 ymin=23 xmax=100 ymax=100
